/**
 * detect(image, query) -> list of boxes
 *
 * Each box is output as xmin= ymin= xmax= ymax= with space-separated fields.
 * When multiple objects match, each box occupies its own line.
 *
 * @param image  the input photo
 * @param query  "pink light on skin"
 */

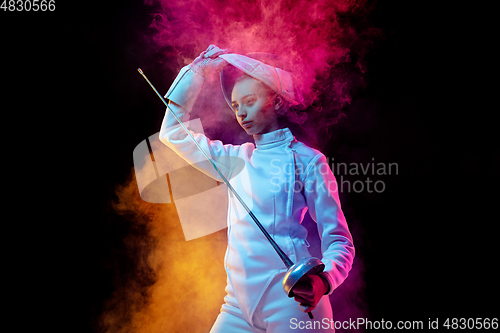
xmin=231 ymin=76 xmax=282 ymax=135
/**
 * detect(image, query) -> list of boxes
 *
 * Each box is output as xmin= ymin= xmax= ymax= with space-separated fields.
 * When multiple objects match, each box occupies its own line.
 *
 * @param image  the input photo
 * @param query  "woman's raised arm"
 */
xmin=159 ymin=45 xmax=240 ymax=182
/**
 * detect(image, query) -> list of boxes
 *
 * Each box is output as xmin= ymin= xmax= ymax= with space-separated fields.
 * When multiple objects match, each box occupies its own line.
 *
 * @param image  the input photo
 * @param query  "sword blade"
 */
xmin=138 ymin=68 xmax=294 ymax=269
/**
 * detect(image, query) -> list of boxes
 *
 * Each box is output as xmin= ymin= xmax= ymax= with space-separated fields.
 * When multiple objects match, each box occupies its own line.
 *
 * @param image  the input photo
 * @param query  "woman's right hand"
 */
xmin=189 ymin=44 xmax=228 ymax=77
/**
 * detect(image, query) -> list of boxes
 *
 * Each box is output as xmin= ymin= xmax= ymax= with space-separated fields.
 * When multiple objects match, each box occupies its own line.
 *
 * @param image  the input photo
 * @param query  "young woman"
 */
xmin=159 ymin=45 xmax=354 ymax=333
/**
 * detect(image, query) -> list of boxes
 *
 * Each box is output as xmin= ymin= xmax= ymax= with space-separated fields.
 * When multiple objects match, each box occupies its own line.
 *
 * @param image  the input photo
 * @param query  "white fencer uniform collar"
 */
xmin=253 ymin=127 xmax=295 ymax=150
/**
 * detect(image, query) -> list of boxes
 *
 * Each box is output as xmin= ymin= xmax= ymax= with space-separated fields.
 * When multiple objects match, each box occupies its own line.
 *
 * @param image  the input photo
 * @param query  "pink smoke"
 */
xmin=145 ymin=0 xmax=379 ymax=116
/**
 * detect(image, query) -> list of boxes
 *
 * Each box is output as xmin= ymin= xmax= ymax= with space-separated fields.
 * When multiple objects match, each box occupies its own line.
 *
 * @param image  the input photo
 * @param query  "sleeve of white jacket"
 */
xmin=303 ymin=153 xmax=355 ymax=295
xmin=159 ymin=65 xmax=238 ymax=181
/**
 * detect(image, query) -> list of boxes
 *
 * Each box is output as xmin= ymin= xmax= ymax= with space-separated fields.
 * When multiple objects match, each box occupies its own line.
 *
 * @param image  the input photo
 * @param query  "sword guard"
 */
xmin=282 ymin=257 xmax=325 ymax=297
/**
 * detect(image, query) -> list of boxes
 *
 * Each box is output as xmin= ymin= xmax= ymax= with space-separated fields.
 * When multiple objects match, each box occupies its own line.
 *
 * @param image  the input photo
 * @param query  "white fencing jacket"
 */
xmin=159 ymin=66 xmax=355 ymax=321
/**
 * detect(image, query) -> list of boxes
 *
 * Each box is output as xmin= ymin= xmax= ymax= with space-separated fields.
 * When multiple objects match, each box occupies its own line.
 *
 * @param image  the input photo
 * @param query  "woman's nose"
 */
xmin=237 ymin=107 xmax=247 ymax=119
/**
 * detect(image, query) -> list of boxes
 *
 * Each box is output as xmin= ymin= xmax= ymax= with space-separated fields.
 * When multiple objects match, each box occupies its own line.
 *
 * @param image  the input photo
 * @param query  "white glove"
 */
xmin=188 ymin=44 xmax=229 ymax=77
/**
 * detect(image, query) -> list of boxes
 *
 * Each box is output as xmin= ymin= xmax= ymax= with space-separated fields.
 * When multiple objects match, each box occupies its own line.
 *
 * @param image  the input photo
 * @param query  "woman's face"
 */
xmin=231 ymin=76 xmax=279 ymax=135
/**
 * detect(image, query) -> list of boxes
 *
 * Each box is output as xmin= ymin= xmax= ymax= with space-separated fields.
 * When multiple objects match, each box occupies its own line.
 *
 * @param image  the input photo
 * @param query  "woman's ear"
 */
xmin=274 ymin=96 xmax=284 ymax=110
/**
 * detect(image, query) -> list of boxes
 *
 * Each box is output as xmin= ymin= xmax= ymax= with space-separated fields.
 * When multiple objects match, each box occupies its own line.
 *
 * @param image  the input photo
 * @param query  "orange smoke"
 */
xmin=99 ymin=168 xmax=228 ymax=333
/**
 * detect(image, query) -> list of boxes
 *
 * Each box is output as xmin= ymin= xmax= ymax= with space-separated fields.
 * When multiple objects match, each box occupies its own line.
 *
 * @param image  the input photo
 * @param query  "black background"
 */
xmin=1 ymin=1 xmax=497 ymax=332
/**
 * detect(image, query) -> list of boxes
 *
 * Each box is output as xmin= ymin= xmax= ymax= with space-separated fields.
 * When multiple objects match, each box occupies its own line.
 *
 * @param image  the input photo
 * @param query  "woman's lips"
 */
xmin=242 ymin=121 xmax=252 ymax=129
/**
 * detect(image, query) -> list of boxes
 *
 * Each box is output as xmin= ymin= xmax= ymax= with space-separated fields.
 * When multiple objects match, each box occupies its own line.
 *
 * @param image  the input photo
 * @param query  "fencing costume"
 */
xmin=159 ymin=54 xmax=354 ymax=332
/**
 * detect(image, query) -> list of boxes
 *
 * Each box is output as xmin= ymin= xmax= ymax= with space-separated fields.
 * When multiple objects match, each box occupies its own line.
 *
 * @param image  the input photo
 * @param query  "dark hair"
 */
xmin=278 ymin=108 xmax=320 ymax=150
